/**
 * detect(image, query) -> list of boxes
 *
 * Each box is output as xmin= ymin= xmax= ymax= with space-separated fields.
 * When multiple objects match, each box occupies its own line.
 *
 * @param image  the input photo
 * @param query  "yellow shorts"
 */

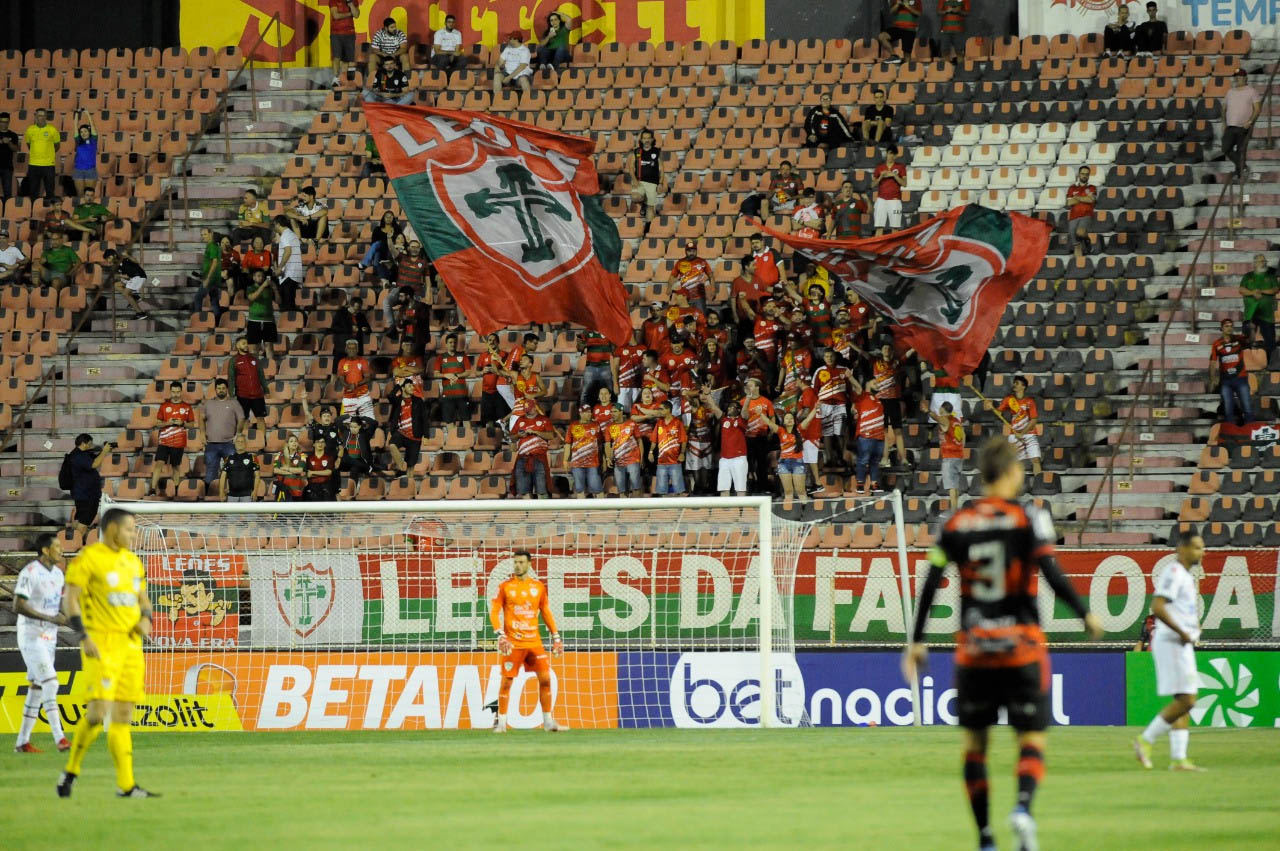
xmin=81 ymin=631 xmax=145 ymax=704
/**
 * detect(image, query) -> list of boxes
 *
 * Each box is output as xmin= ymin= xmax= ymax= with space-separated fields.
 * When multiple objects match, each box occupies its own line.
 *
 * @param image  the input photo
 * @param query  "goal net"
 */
xmin=124 ymin=497 xmax=822 ymax=731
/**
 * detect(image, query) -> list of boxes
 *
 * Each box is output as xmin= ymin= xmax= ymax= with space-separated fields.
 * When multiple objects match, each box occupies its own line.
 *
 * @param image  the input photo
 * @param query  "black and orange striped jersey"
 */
xmin=912 ymin=496 xmax=1088 ymax=668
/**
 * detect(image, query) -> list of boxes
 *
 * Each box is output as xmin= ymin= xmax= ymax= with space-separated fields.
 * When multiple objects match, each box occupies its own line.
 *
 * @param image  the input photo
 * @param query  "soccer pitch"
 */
xmin=7 ymin=728 xmax=1277 ymax=849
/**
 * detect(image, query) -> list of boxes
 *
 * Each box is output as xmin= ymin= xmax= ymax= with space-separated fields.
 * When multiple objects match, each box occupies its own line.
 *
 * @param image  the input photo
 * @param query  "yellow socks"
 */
xmin=106 ymin=723 xmax=134 ymax=791
xmin=64 ymin=719 xmax=103 ymax=775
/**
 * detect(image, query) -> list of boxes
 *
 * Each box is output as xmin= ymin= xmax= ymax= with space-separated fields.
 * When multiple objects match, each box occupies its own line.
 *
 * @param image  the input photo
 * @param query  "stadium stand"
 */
xmin=0 ymin=29 xmax=1276 ymax=566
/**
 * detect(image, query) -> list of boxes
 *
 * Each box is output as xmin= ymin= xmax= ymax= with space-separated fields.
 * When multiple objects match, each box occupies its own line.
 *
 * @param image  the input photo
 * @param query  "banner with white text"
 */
xmin=1018 ymin=0 xmax=1273 ymax=40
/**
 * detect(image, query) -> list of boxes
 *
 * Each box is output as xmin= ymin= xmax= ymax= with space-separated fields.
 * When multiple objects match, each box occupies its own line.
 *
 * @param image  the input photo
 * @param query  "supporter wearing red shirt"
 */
xmin=850 ymin=376 xmax=885 ymax=495
xmin=651 ymin=401 xmax=688 ymax=496
xmin=704 ymin=392 xmax=749 ymax=495
xmin=336 ymin=339 xmax=374 ymax=420
xmin=511 ymin=405 xmax=555 ymax=499
xmin=813 ymin=348 xmax=851 ymax=466
xmin=998 ymin=374 xmax=1043 ymax=475
xmin=396 ymin=240 xmax=432 ymax=295
xmin=684 ymin=380 xmax=717 ymax=493
xmin=760 ymin=160 xmax=804 ymax=219
xmin=475 ymin=333 xmax=509 ymax=425
xmin=605 ymin=406 xmax=645 ymax=496
xmin=305 ymin=439 xmax=338 ymax=501
xmin=640 ymin=351 xmax=670 ymax=407
xmin=827 ymin=179 xmax=870 ymax=239
xmin=566 ymin=407 xmax=603 ymax=498
xmin=641 ymin=303 xmax=671 ymax=353
xmin=741 ymin=377 xmax=776 ymax=494
xmin=152 ymin=381 xmax=195 ymax=496
xmin=390 ymin=338 xmax=426 ymax=399
xmin=749 ymin=233 xmax=786 ymax=288
xmin=932 ymin=400 xmax=966 ymax=508
xmin=227 ymin=336 xmax=268 ymax=423
xmin=669 ymin=241 xmax=712 ymax=313
xmin=871 ymin=342 xmax=908 ymax=469
xmin=872 ymin=147 xmax=907 ymax=235
xmin=1211 ymin=318 xmax=1254 ymax=425
xmin=732 ymin=255 xmax=770 ymax=343
xmin=591 ymin=386 xmax=618 ymax=430
xmin=239 ymin=235 xmax=272 ymax=291
xmin=794 ymin=378 xmax=824 ymax=483
xmin=1065 ymin=166 xmax=1096 ymax=239
xmin=432 ymin=333 xmax=471 ymax=424
xmin=577 ymin=329 xmax=616 ymax=409
xmin=615 ymin=329 xmax=646 ymax=412
xmin=660 ymin=336 xmax=699 ymax=415
xmin=753 ymin=301 xmax=785 ymax=363
xmin=388 ymin=376 xmax=428 ymax=472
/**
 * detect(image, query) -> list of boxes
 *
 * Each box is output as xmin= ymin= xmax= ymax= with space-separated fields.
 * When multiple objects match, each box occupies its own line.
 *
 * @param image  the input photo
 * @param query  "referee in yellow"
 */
xmin=57 ymin=508 xmax=159 ymax=798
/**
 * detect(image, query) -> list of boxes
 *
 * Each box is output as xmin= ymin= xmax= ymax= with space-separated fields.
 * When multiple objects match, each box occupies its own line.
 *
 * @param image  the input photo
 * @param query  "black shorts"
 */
xmin=392 ymin=432 xmax=421 ymax=469
xmin=72 ymin=499 xmax=99 ymax=526
xmin=955 ymin=661 xmax=1050 ymax=732
xmin=238 ymin=395 xmax=267 ymax=419
xmin=298 ymin=220 xmax=322 ymax=240
xmin=155 ymin=445 xmax=185 ymax=468
xmin=881 ymin=397 xmax=903 ymax=430
xmin=479 ymin=391 xmax=509 ymax=424
xmin=246 ymin=319 xmax=278 ymax=344
xmin=331 ymin=33 xmax=356 ymax=62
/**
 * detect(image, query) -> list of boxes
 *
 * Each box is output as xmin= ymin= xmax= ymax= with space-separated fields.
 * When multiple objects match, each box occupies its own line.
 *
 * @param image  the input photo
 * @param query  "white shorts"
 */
xmin=873 ymin=197 xmax=902 ymax=228
xmin=819 ymin=403 xmax=845 ymax=437
xmin=1153 ymin=639 xmax=1199 ymax=696
xmin=717 ymin=456 xmax=748 ymax=493
xmin=123 ymin=275 xmax=146 ymax=293
xmin=1009 ymin=431 xmax=1041 ymax=461
xmin=497 ymin=384 xmax=517 ymax=410
xmin=19 ymin=638 xmax=57 ymax=683
xmin=686 ymin=443 xmax=712 ymax=471
xmin=802 ymin=439 xmax=820 ymax=465
xmin=341 ymin=394 xmax=374 ymax=419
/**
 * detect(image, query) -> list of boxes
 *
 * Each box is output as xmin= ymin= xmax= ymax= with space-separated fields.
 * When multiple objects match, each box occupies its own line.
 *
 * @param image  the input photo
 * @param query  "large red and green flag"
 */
xmin=756 ymin=205 xmax=1051 ymax=377
xmin=363 ymin=103 xmax=632 ymax=344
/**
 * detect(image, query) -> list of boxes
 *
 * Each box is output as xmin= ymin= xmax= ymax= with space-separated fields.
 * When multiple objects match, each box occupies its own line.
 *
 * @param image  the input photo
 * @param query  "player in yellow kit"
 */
xmin=489 ymin=549 xmax=563 ymax=732
xmin=57 ymin=508 xmax=160 ymax=798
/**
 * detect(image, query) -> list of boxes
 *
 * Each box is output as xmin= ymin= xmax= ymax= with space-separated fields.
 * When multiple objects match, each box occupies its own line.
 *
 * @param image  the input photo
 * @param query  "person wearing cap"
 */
xmin=494 ymin=31 xmax=533 ymax=97
xmin=669 ymin=241 xmax=711 ymax=315
xmin=1222 ymin=69 xmax=1260 ymax=178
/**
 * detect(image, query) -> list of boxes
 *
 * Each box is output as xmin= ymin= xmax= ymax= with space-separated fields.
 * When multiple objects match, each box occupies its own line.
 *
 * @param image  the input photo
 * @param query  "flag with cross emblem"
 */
xmin=364 ymin=104 xmax=632 ymax=345
xmin=755 ymin=205 xmax=1051 ymax=377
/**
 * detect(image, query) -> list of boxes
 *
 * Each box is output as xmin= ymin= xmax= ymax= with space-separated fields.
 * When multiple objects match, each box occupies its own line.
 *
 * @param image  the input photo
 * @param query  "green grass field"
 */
xmin=6 ymin=727 xmax=1278 ymax=849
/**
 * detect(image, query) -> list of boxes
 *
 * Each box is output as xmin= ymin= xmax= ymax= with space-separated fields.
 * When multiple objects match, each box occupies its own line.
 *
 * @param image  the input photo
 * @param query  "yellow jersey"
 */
xmin=65 ymin=541 xmax=147 ymax=636
xmin=24 ymin=124 xmax=60 ymax=167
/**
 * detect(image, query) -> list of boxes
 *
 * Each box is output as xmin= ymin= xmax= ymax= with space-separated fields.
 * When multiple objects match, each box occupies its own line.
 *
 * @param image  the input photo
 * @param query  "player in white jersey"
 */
xmin=13 ymin=533 xmax=69 ymax=753
xmin=1134 ymin=529 xmax=1206 ymax=771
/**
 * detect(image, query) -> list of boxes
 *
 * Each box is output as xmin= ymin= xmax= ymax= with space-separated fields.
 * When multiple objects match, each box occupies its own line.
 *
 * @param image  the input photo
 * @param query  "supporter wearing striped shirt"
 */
xmin=567 ymin=407 xmax=603 ymax=498
xmin=937 ymin=0 xmax=970 ymax=61
xmin=651 ymin=402 xmax=687 ymax=496
xmin=878 ymin=0 xmax=922 ymax=59
xmin=850 ymin=376 xmax=885 ymax=496
xmin=433 ymin=333 xmax=470 ymax=424
xmin=605 ymin=406 xmax=644 ymax=497
xmin=577 ymin=329 xmax=616 ymax=408
xmin=511 ymin=404 xmax=554 ymax=499
xmin=367 ymin=16 xmax=409 ymax=77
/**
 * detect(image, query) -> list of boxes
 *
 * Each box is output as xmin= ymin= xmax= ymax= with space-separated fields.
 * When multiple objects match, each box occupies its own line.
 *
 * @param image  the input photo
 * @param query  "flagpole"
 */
xmin=964 ymin=381 xmax=1033 ymax=452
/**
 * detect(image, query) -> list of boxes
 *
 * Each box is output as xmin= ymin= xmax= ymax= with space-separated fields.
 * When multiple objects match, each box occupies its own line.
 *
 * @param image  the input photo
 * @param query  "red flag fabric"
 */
xmin=756 ymin=205 xmax=1051 ymax=377
xmin=363 ymin=104 xmax=632 ymax=345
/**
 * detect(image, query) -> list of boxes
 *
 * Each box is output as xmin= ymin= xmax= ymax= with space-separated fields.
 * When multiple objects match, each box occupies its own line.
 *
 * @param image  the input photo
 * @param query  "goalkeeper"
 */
xmin=489 ymin=549 xmax=563 ymax=733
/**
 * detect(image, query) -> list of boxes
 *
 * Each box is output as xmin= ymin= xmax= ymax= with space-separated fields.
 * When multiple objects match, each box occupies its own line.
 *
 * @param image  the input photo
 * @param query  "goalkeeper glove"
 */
xmin=551 ymin=634 xmax=563 ymax=657
xmin=497 ymin=635 xmax=512 ymax=655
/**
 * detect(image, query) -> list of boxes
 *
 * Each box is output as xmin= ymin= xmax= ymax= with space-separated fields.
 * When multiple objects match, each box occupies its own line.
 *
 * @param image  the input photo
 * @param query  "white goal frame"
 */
xmin=113 ymin=495 xmax=837 ymax=728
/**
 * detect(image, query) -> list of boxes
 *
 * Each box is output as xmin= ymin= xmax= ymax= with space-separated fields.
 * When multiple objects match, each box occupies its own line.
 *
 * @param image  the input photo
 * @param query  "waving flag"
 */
xmin=363 ymin=104 xmax=632 ymax=345
xmin=756 ymin=205 xmax=1051 ymax=377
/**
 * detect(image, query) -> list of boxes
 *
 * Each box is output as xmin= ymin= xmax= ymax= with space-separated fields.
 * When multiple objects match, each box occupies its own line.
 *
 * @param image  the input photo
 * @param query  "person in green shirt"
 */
xmin=535 ymin=12 xmax=571 ymax=70
xmin=245 ymin=268 xmax=279 ymax=360
xmin=192 ymin=227 xmax=223 ymax=317
xmin=359 ymin=133 xmax=384 ymax=179
xmin=38 ymin=231 xmax=81 ymax=288
xmin=72 ymin=187 xmax=110 ymax=244
xmin=1240 ymin=253 xmax=1277 ymax=357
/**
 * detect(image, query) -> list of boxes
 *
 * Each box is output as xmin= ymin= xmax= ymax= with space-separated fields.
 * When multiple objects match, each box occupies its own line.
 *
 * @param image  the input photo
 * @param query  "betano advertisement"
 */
xmin=1127 ymin=651 xmax=1280 ymax=728
xmin=180 ymin=0 xmax=765 ymax=68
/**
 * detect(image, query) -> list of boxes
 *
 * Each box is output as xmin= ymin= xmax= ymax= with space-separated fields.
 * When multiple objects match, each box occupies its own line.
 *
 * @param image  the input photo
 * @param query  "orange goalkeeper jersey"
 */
xmin=490 ymin=574 xmax=558 ymax=650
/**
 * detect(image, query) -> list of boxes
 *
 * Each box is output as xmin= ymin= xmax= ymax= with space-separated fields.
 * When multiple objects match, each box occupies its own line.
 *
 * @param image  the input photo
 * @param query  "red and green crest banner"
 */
xmin=757 ymin=206 xmax=1051 ymax=377
xmin=364 ymin=104 xmax=632 ymax=345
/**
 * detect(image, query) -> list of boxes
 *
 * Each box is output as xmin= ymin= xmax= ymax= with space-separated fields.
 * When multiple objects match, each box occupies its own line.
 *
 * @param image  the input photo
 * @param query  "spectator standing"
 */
xmin=239 ymin=236 xmax=271 ymax=296
xmin=304 ymin=402 xmax=343 ymax=457
xmin=871 ymin=343 xmax=908 ymax=468
xmin=287 ymin=185 xmax=330 ymax=242
xmin=879 ymin=0 xmax=923 ymax=59
xmin=218 ymin=433 xmax=258 ymax=502
xmin=1210 ymin=318 xmax=1253 ymax=425
xmin=489 ymin=332 xmax=526 ymax=414
xmin=273 ymin=215 xmax=303 ymax=311
xmin=329 ymin=295 xmax=371 ymax=362
xmin=567 ymin=406 xmax=603 ymax=498
xmin=433 ymin=333 xmax=471 ymax=423
xmin=872 ymin=147 xmax=906 ymax=235
xmin=272 ymin=434 xmax=307 ymax=501
xmin=1102 ymin=4 xmax=1135 ymax=57
xmin=38 ymin=231 xmax=80 ymax=289
xmin=337 ymin=415 xmax=377 ymax=485
xmin=367 ymin=16 xmax=409 ymax=77
xmin=22 ymin=109 xmax=59 ymax=200
xmin=937 ymin=0 xmax=970 ymax=61
xmin=849 ymin=376 xmax=886 ymax=495
xmin=65 ymin=433 xmax=108 ymax=536
xmin=760 ymin=160 xmax=804 ymax=220
xmin=804 ymin=92 xmax=854 ymax=150
xmin=750 ymin=233 xmax=787 ymax=289
xmin=228 ymin=337 xmax=269 ymax=426
xmin=512 ymin=402 xmax=555 ymax=499
xmin=493 ymin=32 xmax=533 ymax=97
xmin=535 ymin=12 xmax=572 ymax=70
xmin=364 ymin=56 xmax=414 ymax=105
xmin=474 ymin=334 xmax=509 ymax=425
xmin=390 ymin=337 xmax=425 ymax=397
xmin=615 ymin=328 xmax=646 ymax=412
xmin=1133 ymin=2 xmax=1168 ymax=56
xmin=387 ymin=376 xmax=428 ymax=473
xmin=742 ymin=377 xmax=776 ymax=494
xmin=596 ymin=405 xmax=637 ymax=497
xmin=192 ymin=226 xmax=221 ymax=315
xmin=100 ymin=247 xmax=150 ymax=318
xmin=577 ymin=329 xmax=616 ymax=408
xmin=765 ymin=409 xmax=816 ymax=500
xmin=1240 ymin=254 xmax=1277 ymax=357
xmin=792 ymin=187 xmax=825 ymax=236
xmin=1222 ymin=70 xmax=1261 ymax=179
xmin=234 ymin=189 xmax=272 ymax=244
xmin=813 ymin=349 xmax=851 ymax=469
xmin=669 ymin=240 xmax=711 ymax=315
xmin=998 ymin=375 xmax=1042 ymax=474
xmin=684 ymin=383 xmax=716 ymax=494
xmin=70 ymin=110 xmax=98 ymax=194
xmin=931 ymin=400 xmax=965 ymax=508
xmin=328 ymin=0 xmax=358 ymax=86
xmin=630 ymin=129 xmax=662 ymax=222
xmin=862 ymin=88 xmax=896 ymax=149
xmin=152 ymin=381 xmax=195 ymax=496
xmin=431 ymin=14 xmax=464 ymax=74
xmin=701 ymin=393 xmax=747 ymax=496
xmin=244 ymin=269 xmax=279 ymax=360
xmin=201 ymin=378 xmax=245 ymax=491
xmin=336 ymin=339 xmax=375 ymax=419
xmin=651 ymin=401 xmax=687 ymax=496
xmin=827 ymin=180 xmax=870 ymax=239
xmin=0 ymin=112 xmax=18 ymax=200
xmin=731 ymin=256 xmax=766 ymax=342
xmin=660 ymin=335 xmax=699 ymax=416
xmin=395 ymin=239 xmax=432 ymax=312
xmin=0 ymin=229 xmax=27 ymax=284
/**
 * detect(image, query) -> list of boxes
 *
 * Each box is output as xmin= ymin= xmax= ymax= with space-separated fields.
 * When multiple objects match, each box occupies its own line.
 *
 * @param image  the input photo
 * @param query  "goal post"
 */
xmin=112 ymin=496 xmax=826 ymax=731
